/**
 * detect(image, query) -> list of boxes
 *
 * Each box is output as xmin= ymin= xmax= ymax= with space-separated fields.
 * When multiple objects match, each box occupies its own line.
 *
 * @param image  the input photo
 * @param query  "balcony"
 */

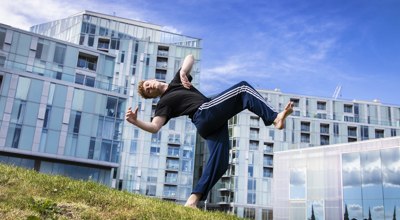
xmin=77 ymin=58 xmax=96 ymax=71
xmin=168 ymin=134 xmax=181 ymax=145
xmin=167 ymin=148 xmax=180 ymax=158
xmin=263 ymin=146 xmax=273 ymax=154
xmin=156 ymin=62 xmax=167 ymax=69
xmin=157 ymin=50 xmax=168 ymax=57
xmin=320 ymin=127 xmax=329 ymax=134
xmin=155 ymin=72 xmax=166 ymax=81
xmin=218 ymin=183 xmax=231 ymax=191
xmin=263 ymin=172 xmax=273 ymax=178
xmin=320 ymin=138 xmax=330 ymax=146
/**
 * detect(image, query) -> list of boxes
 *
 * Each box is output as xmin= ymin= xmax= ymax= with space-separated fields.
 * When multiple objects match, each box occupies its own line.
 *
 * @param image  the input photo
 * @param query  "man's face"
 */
xmin=143 ymin=79 xmax=160 ymax=98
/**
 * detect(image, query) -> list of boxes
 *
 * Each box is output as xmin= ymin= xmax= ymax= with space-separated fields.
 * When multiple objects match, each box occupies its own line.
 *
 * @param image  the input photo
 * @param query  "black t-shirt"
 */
xmin=154 ymin=69 xmax=206 ymax=125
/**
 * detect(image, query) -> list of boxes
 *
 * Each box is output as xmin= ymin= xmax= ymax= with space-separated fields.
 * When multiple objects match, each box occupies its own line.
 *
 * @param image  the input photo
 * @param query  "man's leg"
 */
xmin=194 ymin=81 xmax=289 ymax=138
xmin=185 ymin=123 xmax=230 ymax=207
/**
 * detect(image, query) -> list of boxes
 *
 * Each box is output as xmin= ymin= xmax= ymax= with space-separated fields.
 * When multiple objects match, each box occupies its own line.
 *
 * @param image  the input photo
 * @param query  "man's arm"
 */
xmin=126 ymin=107 xmax=166 ymax=134
xmin=180 ymin=54 xmax=194 ymax=89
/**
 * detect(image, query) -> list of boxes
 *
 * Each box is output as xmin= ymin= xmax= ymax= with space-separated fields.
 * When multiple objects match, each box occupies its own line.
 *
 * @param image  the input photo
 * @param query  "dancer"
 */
xmin=126 ymin=54 xmax=293 ymax=208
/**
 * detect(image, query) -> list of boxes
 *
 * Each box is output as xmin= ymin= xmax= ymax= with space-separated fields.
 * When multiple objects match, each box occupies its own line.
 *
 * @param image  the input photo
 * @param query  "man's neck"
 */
xmin=159 ymin=82 xmax=169 ymax=96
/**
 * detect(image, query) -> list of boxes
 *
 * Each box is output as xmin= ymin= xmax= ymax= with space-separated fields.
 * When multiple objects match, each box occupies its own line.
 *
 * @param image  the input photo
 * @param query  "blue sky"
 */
xmin=1 ymin=0 xmax=399 ymax=105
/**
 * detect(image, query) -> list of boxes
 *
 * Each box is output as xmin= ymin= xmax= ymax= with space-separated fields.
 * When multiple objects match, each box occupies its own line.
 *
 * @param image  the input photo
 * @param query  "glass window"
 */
xmin=72 ymin=89 xmax=85 ymax=111
xmin=0 ymin=28 xmax=6 ymax=50
xmin=64 ymin=133 xmax=78 ymax=157
xmin=75 ymin=74 xmax=85 ymax=85
xmin=103 ymin=56 xmax=115 ymax=76
xmin=181 ymin=159 xmax=192 ymax=172
xmin=27 ymin=79 xmax=43 ymax=103
xmin=10 ymin=100 xmax=26 ymax=124
xmin=16 ymin=33 xmax=31 ymax=56
xmin=53 ymin=43 xmax=66 ymax=64
xmin=290 ymin=168 xmax=306 ymax=199
xmin=102 ymin=117 xmax=114 ymax=139
xmin=18 ymin=125 xmax=34 ymax=150
xmin=111 ymin=141 xmax=121 ymax=163
xmin=88 ymin=137 xmax=101 ymax=160
xmin=40 ymin=161 xmax=53 ymax=174
xmin=146 ymin=184 xmax=156 ymax=196
xmin=48 ymin=106 xmax=63 ymax=130
xmin=147 ymin=169 xmax=157 ymax=182
xmin=149 ymin=155 xmax=159 ymax=169
xmin=86 ymin=76 xmax=95 ymax=87
xmin=79 ymin=34 xmax=85 ymax=45
xmin=15 ymin=77 xmax=31 ymax=100
xmin=45 ymin=130 xmax=60 ymax=154
xmin=35 ymin=39 xmax=49 ymax=60
xmin=53 ymin=84 xmax=67 ymax=108
xmin=79 ymin=113 xmax=92 ymax=136
xmin=22 ymin=102 xmax=39 ymax=126
xmin=116 ymin=98 xmax=126 ymax=119
xmin=5 ymin=124 xmax=22 ymax=148
xmin=106 ymin=96 xmax=117 ymax=117
xmin=307 ymin=201 xmax=324 ymax=220
xmin=100 ymin=139 xmax=112 ymax=162
xmin=76 ymin=135 xmax=90 ymax=159
xmin=38 ymin=129 xmax=48 ymax=152
xmin=64 ymin=165 xmax=76 ymax=178
xmin=88 ymin=35 xmax=94 ymax=47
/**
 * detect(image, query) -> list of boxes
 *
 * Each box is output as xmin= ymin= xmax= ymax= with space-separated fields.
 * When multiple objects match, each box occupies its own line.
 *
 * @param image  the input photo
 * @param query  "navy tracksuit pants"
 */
xmin=191 ymin=81 xmax=278 ymax=200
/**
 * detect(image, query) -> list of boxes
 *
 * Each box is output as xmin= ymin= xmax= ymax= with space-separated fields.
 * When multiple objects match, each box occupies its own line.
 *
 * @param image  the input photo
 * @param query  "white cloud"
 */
xmin=161 ymin=26 xmax=182 ymax=34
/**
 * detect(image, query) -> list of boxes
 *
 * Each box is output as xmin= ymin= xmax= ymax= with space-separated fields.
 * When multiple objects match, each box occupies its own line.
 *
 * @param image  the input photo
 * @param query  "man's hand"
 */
xmin=180 ymin=73 xmax=192 ymax=89
xmin=126 ymin=106 xmax=138 ymax=124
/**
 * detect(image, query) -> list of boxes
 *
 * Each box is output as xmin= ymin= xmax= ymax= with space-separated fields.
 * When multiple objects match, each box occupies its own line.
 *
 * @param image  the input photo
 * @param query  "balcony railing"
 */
xmin=219 ymin=183 xmax=231 ymax=189
xmin=263 ymin=147 xmax=273 ymax=154
xmin=2 ymin=59 xmax=126 ymax=95
xmin=320 ymin=127 xmax=329 ymax=134
xmin=155 ymin=72 xmax=166 ymax=80
xmin=320 ymin=139 xmax=330 ymax=145
xmin=263 ymin=160 xmax=273 ymax=166
xmin=249 ymin=134 xmax=259 ymax=139
xmin=168 ymin=136 xmax=180 ymax=144
xmin=217 ymin=196 xmax=231 ymax=203
xmin=263 ymin=172 xmax=273 ymax=178
xmin=165 ymin=177 xmax=178 ymax=184
xmin=301 ymin=126 xmax=310 ymax=132
xmin=166 ymin=164 xmax=179 ymax=170
xmin=163 ymin=191 xmax=177 ymax=198
xmin=98 ymin=43 xmax=109 ymax=49
xmin=167 ymin=149 xmax=179 ymax=157
xmin=301 ymin=137 xmax=310 ymax=143
xmin=77 ymin=58 xmax=96 ymax=71
xmin=157 ymin=50 xmax=168 ymax=56
xmin=156 ymin=62 xmax=167 ymax=69
xmin=348 ymin=130 xmax=357 ymax=137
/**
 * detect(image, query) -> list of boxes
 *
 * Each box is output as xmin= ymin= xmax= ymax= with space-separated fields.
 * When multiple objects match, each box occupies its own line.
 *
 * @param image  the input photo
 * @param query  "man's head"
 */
xmin=137 ymin=79 xmax=163 ymax=99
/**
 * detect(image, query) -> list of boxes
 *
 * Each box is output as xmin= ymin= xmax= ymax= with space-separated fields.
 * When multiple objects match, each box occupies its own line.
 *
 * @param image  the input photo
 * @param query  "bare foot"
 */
xmin=273 ymin=102 xmax=294 ymax=130
xmin=184 ymin=193 xmax=202 ymax=209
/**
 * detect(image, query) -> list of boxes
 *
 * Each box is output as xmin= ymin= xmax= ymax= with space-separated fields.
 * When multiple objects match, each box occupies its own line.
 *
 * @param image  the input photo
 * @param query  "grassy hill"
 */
xmin=0 ymin=163 xmax=241 ymax=220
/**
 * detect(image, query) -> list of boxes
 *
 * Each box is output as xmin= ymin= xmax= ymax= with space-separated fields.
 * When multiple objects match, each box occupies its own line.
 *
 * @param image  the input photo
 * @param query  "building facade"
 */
xmin=0 ymin=10 xmax=203 ymax=204
xmin=194 ymin=88 xmax=400 ymax=219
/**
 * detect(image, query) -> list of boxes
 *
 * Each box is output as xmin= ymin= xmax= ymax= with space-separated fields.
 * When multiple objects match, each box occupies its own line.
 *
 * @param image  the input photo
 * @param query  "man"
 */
xmin=126 ymin=54 xmax=293 ymax=208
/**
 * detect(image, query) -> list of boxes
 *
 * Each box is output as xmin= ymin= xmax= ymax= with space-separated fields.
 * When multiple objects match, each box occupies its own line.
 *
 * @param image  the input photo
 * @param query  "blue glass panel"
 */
xmin=76 ymin=135 xmax=90 ymax=159
xmin=79 ymin=113 xmax=92 ymax=136
xmin=45 ymin=130 xmax=60 ymax=154
xmin=100 ymin=139 xmax=111 ymax=162
xmin=19 ymin=125 xmax=34 ymax=150
xmin=72 ymin=89 xmax=84 ymax=111
xmin=102 ymin=117 xmax=114 ymax=139
xmin=38 ymin=129 xmax=48 ymax=152
xmin=111 ymin=141 xmax=120 ymax=163
xmin=49 ymin=107 xmax=63 ymax=130
xmin=52 ymin=163 xmax=65 ymax=175
xmin=0 ymin=74 xmax=11 ymax=96
xmin=53 ymin=84 xmax=67 ymax=108
xmin=39 ymin=161 xmax=53 ymax=174
xmin=83 ymin=91 xmax=96 ymax=113
xmin=7 ymin=157 xmax=21 ymax=166
xmin=20 ymin=159 xmax=35 ymax=169
xmin=64 ymin=133 xmax=77 ymax=157
xmin=64 ymin=164 xmax=76 ymax=178
xmin=10 ymin=100 xmax=26 ymax=124
xmin=24 ymin=102 xmax=39 ymax=126
xmin=76 ymin=166 xmax=88 ymax=180
xmin=15 ymin=77 xmax=31 ymax=100
xmin=88 ymin=168 xmax=99 ymax=181
xmin=5 ymin=124 xmax=21 ymax=148
xmin=27 ymin=79 xmax=43 ymax=103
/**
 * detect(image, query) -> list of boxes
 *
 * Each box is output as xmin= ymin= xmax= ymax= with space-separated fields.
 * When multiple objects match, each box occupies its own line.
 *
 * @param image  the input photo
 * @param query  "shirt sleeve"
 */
xmin=171 ymin=68 xmax=193 ymax=83
xmin=154 ymin=102 xmax=172 ymax=125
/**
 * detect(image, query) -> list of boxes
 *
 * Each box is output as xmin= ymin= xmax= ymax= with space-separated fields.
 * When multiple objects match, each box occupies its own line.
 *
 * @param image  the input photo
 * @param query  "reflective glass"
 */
xmin=52 ymin=163 xmax=65 ymax=175
xmin=94 ymin=94 xmax=107 ymax=116
xmin=49 ymin=107 xmax=63 ymax=130
xmin=102 ymin=117 xmax=114 ymax=139
xmin=342 ymin=152 xmax=362 ymax=200
xmin=111 ymin=141 xmax=121 ymax=163
xmin=381 ymin=148 xmax=400 ymax=199
xmin=88 ymin=168 xmax=99 ymax=181
xmin=106 ymin=96 xmax=117 ymax=117
xmin=64 ymin=133 xmax=78 ymax=157
xmin=47 ymin=83 xmax=55 ymax=105
xmin=76 ymin=135 xmax=90 ymax=159
xmin=307 ymin=201 xmax=324 ymax=220
xmin=53 ymin=43 xmax=66 ymax=64
xmin=79 ymin=113 xmax=92 ymax=136
xmin=100 ymin=139 xmax=112 ymax=161
xmin=290 ymin=168 xmax=306 ymax=199
xmin=10 ymin=100 xmax=26 ymax=124
xmin=114 ymin=119 xmax=123 ymax=140
xmin=24 ymin=102 xmax=39 ymax=126
xmin=40 ymin=161 xmax=53 ymax=174
xmin=45 ymin=130 xmax=60 ymax=154
xmin=72 ymin=89 xmax=85 ymax=111
xmin=15 ymin=77 xmax=31 ymax=100
xmin=76 ymin=166 xmax=88 ymax=180
xmin=38 ymin=129 xmax=48 ymax=152
xmin=64 ymin=165 xmax=76 ymax=178
xmin=116 ymin=98 xmax=126 ymax=119
xmin=18 ymin=125 xmax=34 ymax=150
xmin=5 ymin=123 xmax=21 ymax=148
xmin=53 ymin=84 xmax=67 ymax=108
xmin=83 ymin=91 xmax=96 ymax=113
xmin=360 ymin=150 xmax=383 ymax=200
xmin=27 ymin=79 xmax=43 ymax=103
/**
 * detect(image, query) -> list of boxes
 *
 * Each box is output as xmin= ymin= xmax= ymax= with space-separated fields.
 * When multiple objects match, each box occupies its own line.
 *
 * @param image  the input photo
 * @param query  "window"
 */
xmin=247 ymin=192 xmax=256 ymax=204
xmin=250 ymin=117 xmax=259 ymax=127
xmin=120 ymin=51 xmax=125 ymax=63
xmin=86 ymin=76 xmax=95 ymax=87
xmin=317 ymin=101 xmax=326 ymax=110
xmin=263 ymin=143 xmax=273 ymax=154
xmin=391 ymin=129 xmax=397 ymax=137
xmin=293 ymin=110 xmax=300 ymax=116
xmin=167 ymin=146 xmax=179 ymax=157
xmin=53 ymin=43 xmax=66 ymax=64
xmin=344 ymin=116 xmax=354 ymax=122
xmin=263 ymin=168 xmax=273 ymax=178
xmin=164 ymin=186 xmax=177 ymax=198
xmin=155 ymin=71 xmax=166 ymax=81
xmin=150 ymin=144 xmax=160 ymax=155
xmin=165 ymin=172 xmax=177 ymax=184
xmin=316 ymin=113 xmax=327 ymax=119
xmin=250 ymin=129 xmax=259 ymax=139
xmin=79 ymin=34 xmax=85 ymax=45
xmin=166 ymin=159 xmax=179 ymax=170
xmin=301 ymin=122 xmax=310 ymax=132
xmin=344 ymin=104 xmax=353 ymax=113
xmin=147 ymin=169 xmax=157 ymax=182
xmin=0 ymin=28 xmax=6 ymax=50
xmin=248 ymin=165 xmax=254 ymax=177
xmin=98 ymin=38 xmax=110 ymax=50
xmin=348 ymin=127 xmax=357 ymax=137
xmin=88 ymin=35 xmax=94 ymax=47
xmin=146 ymin=184 xmax=156 ymax=196
xmin=249 ymin=141 xmax=259 ymax=150
xmin=263 ymin=155 xmax=273 ymax=166
xmin=320 ymin=124 xmax=329 ymax=134
xmin=110 ymin=38 xmax=120 ymax=50
xmin=75 ymin=74 xmax=85 ymax=85
xmin=290 ymin=98 xmax=300 ymax=108
xmin=0 ymin=56 xmax=5 ymax=67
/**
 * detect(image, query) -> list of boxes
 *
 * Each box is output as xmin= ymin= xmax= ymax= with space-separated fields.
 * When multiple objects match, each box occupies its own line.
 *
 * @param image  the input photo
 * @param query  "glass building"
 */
xmin=0 ymin=10 xmax=203 ymax=204
xmin=194 ymin=88 xmax=400 ymax=219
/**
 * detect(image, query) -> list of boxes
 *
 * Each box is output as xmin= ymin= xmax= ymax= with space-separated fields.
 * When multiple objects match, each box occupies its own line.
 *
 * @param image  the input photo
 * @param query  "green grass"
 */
xmin=0 ymin=163 xmax=241 ymax=220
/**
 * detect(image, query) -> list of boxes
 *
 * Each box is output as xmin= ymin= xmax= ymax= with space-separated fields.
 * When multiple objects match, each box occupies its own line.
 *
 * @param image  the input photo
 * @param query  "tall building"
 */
xmin=194 ymin=88 xmax=400 ymax=219
xmin=0 ymin=10 xmax=203 ymax=204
